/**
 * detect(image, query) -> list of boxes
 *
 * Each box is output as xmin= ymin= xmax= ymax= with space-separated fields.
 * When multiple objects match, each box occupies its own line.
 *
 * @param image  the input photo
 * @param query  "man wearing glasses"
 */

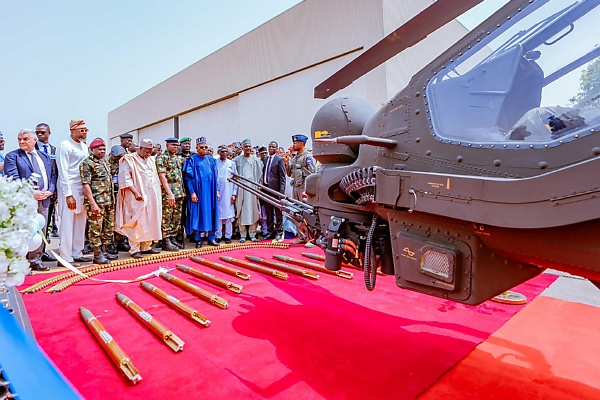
xmin=56 ymin=119 xmax=91 ymax=266
xmin=35 ymin=123 xmax=59 ymax=250
xmin=184 ymin=137 xmax=220 ymax=248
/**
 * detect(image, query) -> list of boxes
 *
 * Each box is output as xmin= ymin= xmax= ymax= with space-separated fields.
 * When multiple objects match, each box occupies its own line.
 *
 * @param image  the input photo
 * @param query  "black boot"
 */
xmin=93 ymin=247 xmax=110 ymax=264
xmin=154 ymin=239 xmax=164 ymax=249
xmin=83 ymin=242 xmax=93 ymax=255
xmin=116 ymin=240 xmax=131 ymax=252
xmin=106 ymin=243 xmax=118 ymax=255
xmin=171 ymin=237 xmax=185 ymax=249
xmin=162 ymin=238 xmax=180 ymax=252
xmin=102 ymin=245 xmax=118 ymax=260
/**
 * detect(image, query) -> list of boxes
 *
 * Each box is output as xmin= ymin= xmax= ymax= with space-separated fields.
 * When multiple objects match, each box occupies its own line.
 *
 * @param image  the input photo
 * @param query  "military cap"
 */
xmin=89 ymin=138 xmax=105 ymax=149
xmin=196 ymin=137 xmax=207 ymax=145
xmin=165 ymin=137 xmax=179 ymax=144
xmin=179 ymin=137 xmax=191 ymax=143
xmin=292 ymin=134 xmax=308 ymax=143
xmin=110 ymin=145 xmax=126 ymax=156
xmin=120 ymin=133 xmax=134 ymax=139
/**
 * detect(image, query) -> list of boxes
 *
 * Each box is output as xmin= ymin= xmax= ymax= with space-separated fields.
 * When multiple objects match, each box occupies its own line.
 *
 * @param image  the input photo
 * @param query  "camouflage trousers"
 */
xmin=292 ymin=185 xmax=305 ymax=202
xmin=162 ymin=197 xmax=184 ymax=238
xmin=87 ymin=203 xmax=115 ymax=248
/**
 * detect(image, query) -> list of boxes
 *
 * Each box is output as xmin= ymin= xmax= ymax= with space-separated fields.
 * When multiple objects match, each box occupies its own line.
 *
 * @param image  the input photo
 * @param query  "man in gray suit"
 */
xmin=262 ymin=141 xmax=287 ymax=242
xmin=4 ymin=129 xmax=57 ymax=271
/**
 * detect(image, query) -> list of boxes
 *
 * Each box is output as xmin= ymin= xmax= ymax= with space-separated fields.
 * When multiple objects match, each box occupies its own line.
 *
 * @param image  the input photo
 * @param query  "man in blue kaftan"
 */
xmin=184 ymin=136 xmax=220 ymax=248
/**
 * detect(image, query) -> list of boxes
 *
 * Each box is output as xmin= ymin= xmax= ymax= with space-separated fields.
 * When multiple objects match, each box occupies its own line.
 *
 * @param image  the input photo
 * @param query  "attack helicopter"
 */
xmin=231 ymin=0 xmax=600 ymax=305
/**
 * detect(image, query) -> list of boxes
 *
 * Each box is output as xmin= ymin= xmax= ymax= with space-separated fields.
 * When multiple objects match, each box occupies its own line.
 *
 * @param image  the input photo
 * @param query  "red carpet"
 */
xmin=418 ymin=295 xmax=600 ymax=400
xmin=20 ymin=244 xmax=556 ymax=400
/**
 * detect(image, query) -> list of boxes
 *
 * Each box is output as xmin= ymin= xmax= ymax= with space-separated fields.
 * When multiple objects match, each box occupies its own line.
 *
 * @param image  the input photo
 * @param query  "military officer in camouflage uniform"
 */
xmin=286 ymin=134 xmax=316 ymax=201
xmin=80 ymin=138 xmax=118 ymax=264
xmin=156 ymin=137 xmax=185 ymax=251
xmin=176 ymin=137 xmax=194 ymax=243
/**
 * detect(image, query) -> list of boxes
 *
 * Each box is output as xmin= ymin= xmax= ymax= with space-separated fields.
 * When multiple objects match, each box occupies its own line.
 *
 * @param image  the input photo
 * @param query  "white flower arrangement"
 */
xmin=0 ymin=175 xmax=41 ymax=287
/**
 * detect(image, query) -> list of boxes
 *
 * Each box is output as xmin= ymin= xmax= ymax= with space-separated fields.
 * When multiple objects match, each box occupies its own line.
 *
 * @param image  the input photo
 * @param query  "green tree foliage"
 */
xmin=570 ymin=58 xmax=600 ymax=108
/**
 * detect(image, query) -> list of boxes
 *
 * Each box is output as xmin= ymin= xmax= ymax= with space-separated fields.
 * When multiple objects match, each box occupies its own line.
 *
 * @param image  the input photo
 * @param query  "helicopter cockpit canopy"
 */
xmin=426 ymin=0 xmax=600 ymax=148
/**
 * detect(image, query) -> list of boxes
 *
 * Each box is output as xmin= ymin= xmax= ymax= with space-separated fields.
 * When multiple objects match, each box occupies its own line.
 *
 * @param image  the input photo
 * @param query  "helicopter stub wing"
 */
xmin=314 ymin=0 xmax=485 ymax=99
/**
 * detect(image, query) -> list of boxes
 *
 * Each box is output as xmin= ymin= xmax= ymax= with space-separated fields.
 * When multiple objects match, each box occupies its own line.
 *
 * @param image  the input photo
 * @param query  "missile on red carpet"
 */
xmin=140 ymin=282 xmax=210 ymax=327
xmin=159 ymin=272 xmax=228 ymax=309
xmin=245 ymin=256 xmax=319 ymax=280
xmin=116 ymin=293 xmax=185 ymax=352
xmin=190 ymin=256 xmax=251 ymax=280
xmin=176 ymin=264 xmax=243 ymax=293
xmin=301 ymin=252 xmax=326 ymax=262
xmin=273 ymin=255 xmax=353 ymax=280
xmin=79 ymin=306 xmax=142 ymax=385
xmin=219 ymin=256 xmax=288 ymax=280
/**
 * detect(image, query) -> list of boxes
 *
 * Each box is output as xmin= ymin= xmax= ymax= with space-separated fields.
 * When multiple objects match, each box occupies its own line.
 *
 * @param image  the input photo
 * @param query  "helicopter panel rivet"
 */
xmin=516 ymin=144 xmax=520 ymax=148
xmin=494 ymin=160 xmax=501 ymax=167
xmin=415 ymin=137 xmax=421 ymax=143
xmin=544 ymin=144 xmax=549 ymax=148
xmin=539 ymin=161 xmax=547 ymax=169
xmin=456 ymin=156 xmax=463 ymax=163
xmin=415 ymin=109 xmax=420 ymax=115
xmin=490 ymin=144 xmax=494 ymax=148
xmin=530 ymin=145 xmax=534 ymax=148
xmin=426 ymin=150 xmax=432 ymax=156
xmin=592 ymin=147 xmax=600 ymax=155
xmin=575 ymin=134 xmax=579 ymax=138
xmin=415 ymin=91 xmax=420 ymax=97
xmin=503 ymin=145 xmax=507 ymax=148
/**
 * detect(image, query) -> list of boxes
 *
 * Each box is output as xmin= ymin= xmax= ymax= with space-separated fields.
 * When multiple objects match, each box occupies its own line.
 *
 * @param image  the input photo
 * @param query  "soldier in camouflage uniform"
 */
xmin=175 ymin=137 xmax=194 ymax=243
xmin=286 ymin=134 xmax=317 ymax=201
xmin=107 ymin=145 xmax=130 ymax=254
xmin=286 ymin=134 xmax=317 ymax=247
xmin=80 ymin=138 xmax=118 ymax=264
xmin=156 ymin=137 xmax=185 ymax=251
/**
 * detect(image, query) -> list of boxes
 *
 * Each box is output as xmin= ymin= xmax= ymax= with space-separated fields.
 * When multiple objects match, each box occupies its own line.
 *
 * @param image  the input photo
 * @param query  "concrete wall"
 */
xmin=109 ymin=0 xmax=469 ymax=149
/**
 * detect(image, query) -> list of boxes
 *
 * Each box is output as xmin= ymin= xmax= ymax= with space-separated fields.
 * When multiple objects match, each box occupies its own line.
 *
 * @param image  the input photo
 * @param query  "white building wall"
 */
xmin=179 ymin=96 xmax=240 ymax=146
xmin=138 ymin=119 xmax=174 ymax=146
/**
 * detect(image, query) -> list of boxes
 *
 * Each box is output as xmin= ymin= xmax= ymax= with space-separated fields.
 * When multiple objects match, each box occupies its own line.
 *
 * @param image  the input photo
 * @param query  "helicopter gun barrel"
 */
xmin=228 ymin=173 xmax=314 ymax=222
xmin=230 ymin=172 xmax=313 ymax=212
xmin=313 ymin=135 xmax=397 ymax=148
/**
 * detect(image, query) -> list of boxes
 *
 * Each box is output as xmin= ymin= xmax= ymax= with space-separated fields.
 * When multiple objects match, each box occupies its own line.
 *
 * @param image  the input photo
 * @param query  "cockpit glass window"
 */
xmin=426 ymin=0 xmax=600 ymax=147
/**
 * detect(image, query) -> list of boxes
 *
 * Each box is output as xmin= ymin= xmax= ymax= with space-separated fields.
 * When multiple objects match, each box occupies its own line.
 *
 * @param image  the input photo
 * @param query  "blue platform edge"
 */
xmin=0 ymin=306 xmax=82 ymax=399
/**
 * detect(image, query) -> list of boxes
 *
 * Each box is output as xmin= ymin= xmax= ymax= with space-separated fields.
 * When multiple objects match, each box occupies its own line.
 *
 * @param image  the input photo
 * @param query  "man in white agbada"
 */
xmin=233 ymin=138 xmax=263 ymax=242
xmin=56 ymin=119 xmax=91 ymax=266
xmin=116 ymin=138 xmax=163 ymax=258
xmin=215 ymin=145 xmax=238 ymax=244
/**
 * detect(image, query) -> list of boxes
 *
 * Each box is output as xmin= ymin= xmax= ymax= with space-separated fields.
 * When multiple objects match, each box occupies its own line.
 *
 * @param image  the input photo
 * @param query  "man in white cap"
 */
xmin=56 ymin=119 xmax=91 ymax=266
xmin=115 ymin=138 xmax=163 ymax=258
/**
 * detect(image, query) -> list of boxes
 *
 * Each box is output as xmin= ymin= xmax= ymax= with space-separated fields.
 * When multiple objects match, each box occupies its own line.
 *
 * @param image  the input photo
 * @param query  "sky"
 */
xmin=0 ymin=0 xmax=303 ymax=151
xmin=0 ymin=0 xmax=508 ymax=153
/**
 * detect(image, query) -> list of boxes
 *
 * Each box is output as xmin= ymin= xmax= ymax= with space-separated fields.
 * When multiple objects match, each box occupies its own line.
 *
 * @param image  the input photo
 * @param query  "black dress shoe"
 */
xmin=73 ymin=256 xmax=92 ymax=263
xmin=42 ymin=252 xmax=57 ymax=262
xmin=207 ymin=240 xmax=220 ymax=247
xmin=30 ymin=262 xmax=50 ymax=271
xmin=262 ymin=233 xmax=275 ymax=241
xmin=116 ymin=241 xmax=131 ymax=252
xmin=141 ymin=248 xmax=161 ymax=254
xmin=224 ymin=238 xmax=232 ymax=244
xmin=195 ymin=241 xmax=203 ymax=248
xmin=130 ymin=252 xmax=144 ymax=259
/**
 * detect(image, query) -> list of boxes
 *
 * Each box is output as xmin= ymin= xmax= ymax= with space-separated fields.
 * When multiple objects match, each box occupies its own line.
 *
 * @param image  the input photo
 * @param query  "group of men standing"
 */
xmin=1 ymin=119 xmax=318 ymax=271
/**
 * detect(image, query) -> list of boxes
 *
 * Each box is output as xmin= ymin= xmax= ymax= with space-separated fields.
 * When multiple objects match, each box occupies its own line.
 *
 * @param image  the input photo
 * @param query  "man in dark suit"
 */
xmin=35 ymin=123 xmax=59 ymax=260
xmin=5 ymin=129 xmax=57 ymax=271
xmin=262 ymin=141 xmax=287 ymax=242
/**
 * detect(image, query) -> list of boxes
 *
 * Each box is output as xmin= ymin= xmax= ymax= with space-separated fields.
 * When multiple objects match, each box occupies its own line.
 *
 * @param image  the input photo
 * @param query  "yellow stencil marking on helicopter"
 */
xmin=403 ymin=247 xmax=415 ymax=257
xmin=447 ymin=178 xmax=450 ymax=190
xmin=427 ymin=181 xmax=446 ymax=189
xmin=314 ymin=130 xmax=331 ymax=139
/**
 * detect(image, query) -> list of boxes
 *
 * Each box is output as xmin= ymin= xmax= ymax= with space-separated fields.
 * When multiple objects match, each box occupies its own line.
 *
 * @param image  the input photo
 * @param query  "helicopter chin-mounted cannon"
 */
xmin=236 ymin=0 xmax=600 ymax=305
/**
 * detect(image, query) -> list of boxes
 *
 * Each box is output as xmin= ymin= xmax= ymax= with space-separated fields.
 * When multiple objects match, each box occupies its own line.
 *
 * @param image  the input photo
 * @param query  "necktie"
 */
xmin=265 ymin=156 xmax=272 ymax=184
xmin=28 ymin=151 xmax=45 ymax=190
xmin=43 ymin=144 xmax=48 ymax=153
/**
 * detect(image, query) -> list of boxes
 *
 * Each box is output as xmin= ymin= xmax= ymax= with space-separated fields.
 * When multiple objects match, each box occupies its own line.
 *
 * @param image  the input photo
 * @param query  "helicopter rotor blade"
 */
xmin=314 ymin=0 xmax=485 ymax=99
